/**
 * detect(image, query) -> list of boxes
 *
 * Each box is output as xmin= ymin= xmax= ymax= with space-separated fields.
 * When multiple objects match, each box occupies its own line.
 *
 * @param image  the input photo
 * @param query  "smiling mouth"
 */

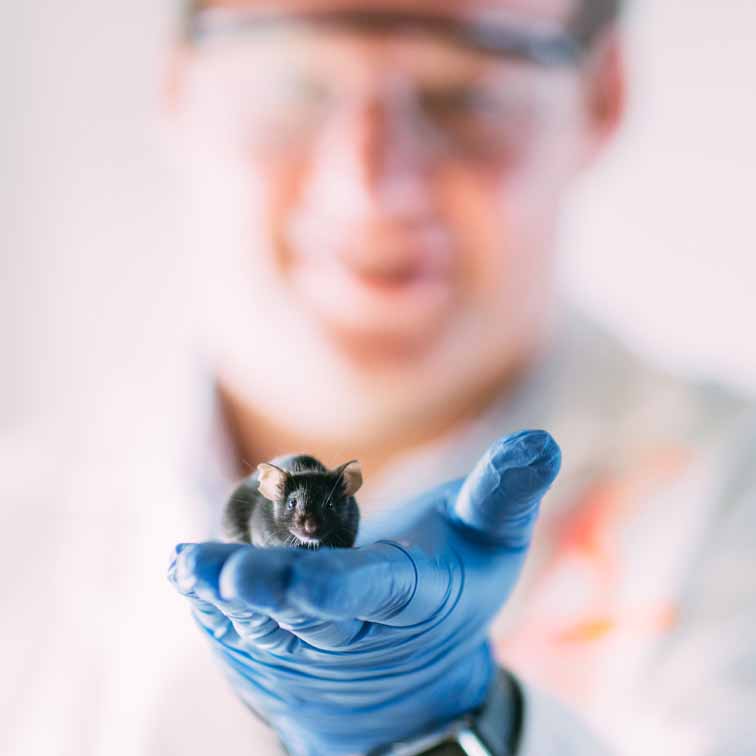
xmin=286 ymin=223 xmax=456 ymax=319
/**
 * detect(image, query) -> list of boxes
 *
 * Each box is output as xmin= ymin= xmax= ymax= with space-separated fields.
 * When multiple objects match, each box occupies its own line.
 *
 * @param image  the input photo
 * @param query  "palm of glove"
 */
xmin=169 ymin=430 xmax=561 ymax=756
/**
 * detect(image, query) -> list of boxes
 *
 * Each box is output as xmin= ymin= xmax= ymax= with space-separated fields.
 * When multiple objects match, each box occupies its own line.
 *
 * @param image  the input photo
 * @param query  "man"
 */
xmin=168 ymin=1 xmax=756 ymax=754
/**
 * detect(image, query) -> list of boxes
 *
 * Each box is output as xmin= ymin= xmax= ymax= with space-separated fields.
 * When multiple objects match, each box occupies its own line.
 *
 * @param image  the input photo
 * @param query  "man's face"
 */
xmin=176 ymin=0 xmax=621 ymax=438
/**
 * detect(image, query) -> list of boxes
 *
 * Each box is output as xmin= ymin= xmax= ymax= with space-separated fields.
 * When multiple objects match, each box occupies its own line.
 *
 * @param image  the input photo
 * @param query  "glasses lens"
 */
xmin=187 ymin=16 xmax=576 ymax=160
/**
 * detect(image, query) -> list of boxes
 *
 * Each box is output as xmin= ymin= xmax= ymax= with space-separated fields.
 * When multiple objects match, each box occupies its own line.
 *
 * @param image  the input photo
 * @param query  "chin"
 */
xmin=316 ymin=315 xmax=451 ymax=371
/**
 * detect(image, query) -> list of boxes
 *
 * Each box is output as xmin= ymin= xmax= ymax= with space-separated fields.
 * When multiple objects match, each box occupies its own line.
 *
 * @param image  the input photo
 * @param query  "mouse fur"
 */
xmin=222 ymin=454 xmax=361 ymax=549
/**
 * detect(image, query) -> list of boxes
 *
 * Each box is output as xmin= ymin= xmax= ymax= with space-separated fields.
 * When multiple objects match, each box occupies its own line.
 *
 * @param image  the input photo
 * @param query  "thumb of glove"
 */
xmin=451 ymin=430 xmax=562 ymax=548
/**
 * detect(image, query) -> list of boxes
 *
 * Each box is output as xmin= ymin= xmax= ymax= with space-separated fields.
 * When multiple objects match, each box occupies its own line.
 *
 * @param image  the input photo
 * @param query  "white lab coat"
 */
xmin=3 ymin=309 xmax=755 ymax=755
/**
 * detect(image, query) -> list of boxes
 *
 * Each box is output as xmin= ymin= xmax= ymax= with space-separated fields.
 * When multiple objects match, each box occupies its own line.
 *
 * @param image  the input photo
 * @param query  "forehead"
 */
xmin=196 ymin=0 xmax=577 ymax=26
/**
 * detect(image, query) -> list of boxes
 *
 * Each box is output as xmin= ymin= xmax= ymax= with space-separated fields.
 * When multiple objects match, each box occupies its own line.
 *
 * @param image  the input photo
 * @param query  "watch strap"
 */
xmin=370 ymin=667 xmax=524 ymax=756
xmin=476 ymin=667 xmax=523 ymax=756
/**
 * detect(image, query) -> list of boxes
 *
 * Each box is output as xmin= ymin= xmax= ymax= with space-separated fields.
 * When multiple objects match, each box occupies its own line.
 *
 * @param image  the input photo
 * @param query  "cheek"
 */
xmin=329 ymin=510 xmax=350 ymax=530
xmin=438 ymin=127 xmax=582 ymax=306
xmin=180 ymin=135 xmax=295 ymax=354
xmin=248 ymin=148 xmax=310 ymax=277
xmin=274 ymin=501 xmax=294 ymax=521
xmin=188 ymin=138 xmax=306 ymax=290
xmin=192 ymin=143 xmax=341 ymax=387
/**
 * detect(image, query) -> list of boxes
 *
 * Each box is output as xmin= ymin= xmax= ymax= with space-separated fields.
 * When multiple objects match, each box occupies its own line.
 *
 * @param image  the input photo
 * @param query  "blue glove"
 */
xmin=169 ymin=430 xmax=561 ymax=755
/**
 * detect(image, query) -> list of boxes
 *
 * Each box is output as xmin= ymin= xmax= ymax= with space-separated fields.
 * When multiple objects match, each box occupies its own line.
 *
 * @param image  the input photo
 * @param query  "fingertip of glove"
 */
xmin=480 ymin=430 xmax=561 ymax=502
xmin=452 ymin=430 xmax=562 ymax=547
xmin=171 ymin=542 xmax=241 ymax=597
xmin=490 ymin=430 xmax=561 ymax=481
xmin=218 ymin=547 xmax=294 ymax=611
xmin=167 ymin=543 xmax=190 ymax=580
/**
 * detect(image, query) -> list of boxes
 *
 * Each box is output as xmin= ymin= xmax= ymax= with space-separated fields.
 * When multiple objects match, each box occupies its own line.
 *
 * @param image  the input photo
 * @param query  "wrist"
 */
xmin=368 ymin=667 xmax=522 ymax=756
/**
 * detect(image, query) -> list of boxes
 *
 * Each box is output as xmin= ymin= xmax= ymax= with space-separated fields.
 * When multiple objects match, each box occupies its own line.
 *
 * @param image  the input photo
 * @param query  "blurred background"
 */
xmin=2 ymin=0 xmax=755 ymax=753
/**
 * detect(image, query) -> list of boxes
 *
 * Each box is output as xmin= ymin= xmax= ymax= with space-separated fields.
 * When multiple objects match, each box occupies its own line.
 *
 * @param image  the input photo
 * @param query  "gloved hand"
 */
xmin=168 ymin=430 xmax=561 ymax=755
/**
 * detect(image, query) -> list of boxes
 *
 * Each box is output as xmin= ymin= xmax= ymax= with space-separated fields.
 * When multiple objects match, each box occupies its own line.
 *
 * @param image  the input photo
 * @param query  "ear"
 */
xmin=337 ymin=460 xmax=363 ymax=497
xmin=256 ymin=463 xmax=289 ymax=502
xmin=576 ymin=30 xmax=627 ymax=171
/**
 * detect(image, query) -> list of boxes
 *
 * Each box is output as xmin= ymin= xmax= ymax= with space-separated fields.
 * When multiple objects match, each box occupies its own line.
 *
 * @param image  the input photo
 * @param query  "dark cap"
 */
xmin=182 ymin=0 xmax=624 ymax=46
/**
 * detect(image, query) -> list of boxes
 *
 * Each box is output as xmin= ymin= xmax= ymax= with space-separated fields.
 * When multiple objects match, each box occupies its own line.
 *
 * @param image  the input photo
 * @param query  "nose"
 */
xmin=351 ymin=93 xmax=420 ymax=193
xmin=310 ymin=88 xmax=433 ymax=219
xmin=302 ymin=518 xmax=319 ymax=536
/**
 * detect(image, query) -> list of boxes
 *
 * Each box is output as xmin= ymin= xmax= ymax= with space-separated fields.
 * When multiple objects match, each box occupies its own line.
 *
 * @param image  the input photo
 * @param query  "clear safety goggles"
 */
xmin=183 ymin=8 xmax=586 ymax=160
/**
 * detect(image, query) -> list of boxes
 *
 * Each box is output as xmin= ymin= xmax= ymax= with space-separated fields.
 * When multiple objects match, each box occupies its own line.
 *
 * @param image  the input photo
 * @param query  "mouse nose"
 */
xmin=302 ymin=518 xmax=319 ymax=536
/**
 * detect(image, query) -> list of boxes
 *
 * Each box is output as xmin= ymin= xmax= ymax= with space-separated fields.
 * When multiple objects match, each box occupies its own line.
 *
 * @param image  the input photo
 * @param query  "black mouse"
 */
xmin=222 ymin=454 xmax=361 ymax=549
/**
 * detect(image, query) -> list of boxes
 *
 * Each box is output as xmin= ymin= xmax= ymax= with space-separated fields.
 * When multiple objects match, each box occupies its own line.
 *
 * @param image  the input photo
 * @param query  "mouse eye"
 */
xmin=287 ymin=497 xmax=297 ymax=510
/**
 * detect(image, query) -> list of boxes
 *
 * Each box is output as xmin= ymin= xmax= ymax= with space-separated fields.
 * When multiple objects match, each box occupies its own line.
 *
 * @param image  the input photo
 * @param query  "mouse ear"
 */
xmin=256 ymin=463 xmax=288 ymax=502
xmin=337 ymin=460 xmax=363 ymax=497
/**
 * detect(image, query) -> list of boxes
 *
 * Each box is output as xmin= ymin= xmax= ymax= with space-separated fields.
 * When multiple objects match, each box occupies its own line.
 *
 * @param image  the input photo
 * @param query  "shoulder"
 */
xmin=554 ymin=308 xmax=754 ymax=459
xmin=535 ymin=307 xmax=756 ymax=543
xmin=581 ymin=313 xmax=756 ymax=536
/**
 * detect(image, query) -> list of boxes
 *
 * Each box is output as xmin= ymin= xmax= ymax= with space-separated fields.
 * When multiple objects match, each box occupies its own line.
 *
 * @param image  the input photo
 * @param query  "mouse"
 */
xmin=222 ymin=454 xmax=362 ymax=549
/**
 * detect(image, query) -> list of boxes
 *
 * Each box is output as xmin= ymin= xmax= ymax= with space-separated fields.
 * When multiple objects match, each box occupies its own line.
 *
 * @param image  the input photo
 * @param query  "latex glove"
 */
xmin=169 ymin=430 xmax=561 ymax=755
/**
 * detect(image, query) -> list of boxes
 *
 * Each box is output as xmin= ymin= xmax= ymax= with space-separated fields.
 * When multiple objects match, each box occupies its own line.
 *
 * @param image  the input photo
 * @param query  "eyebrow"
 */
xmin=186 ymin=8 xmax=583 ymax=67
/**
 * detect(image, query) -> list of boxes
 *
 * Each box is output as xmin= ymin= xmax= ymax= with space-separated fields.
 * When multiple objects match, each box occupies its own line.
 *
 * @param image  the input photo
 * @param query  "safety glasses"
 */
xmin=182 ymin=9 xmax=584 ymax=162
